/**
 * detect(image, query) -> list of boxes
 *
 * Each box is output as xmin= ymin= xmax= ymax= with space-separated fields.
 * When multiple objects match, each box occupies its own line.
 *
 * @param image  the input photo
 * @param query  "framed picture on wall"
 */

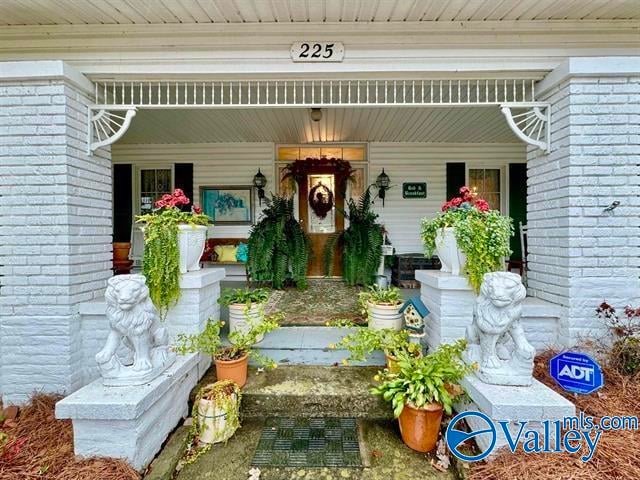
xmin=200 ymin=186 xmax=254 ymax=225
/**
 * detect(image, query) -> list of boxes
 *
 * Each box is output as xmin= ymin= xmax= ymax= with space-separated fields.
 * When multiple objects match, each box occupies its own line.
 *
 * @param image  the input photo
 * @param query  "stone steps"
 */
xmin=195 ymin=365 xmax=393 ymax=419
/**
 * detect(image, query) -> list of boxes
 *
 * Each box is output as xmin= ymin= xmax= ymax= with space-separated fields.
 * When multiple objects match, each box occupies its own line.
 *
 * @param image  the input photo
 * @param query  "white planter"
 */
xmin=228 ymin=303 xmax=265 ymax=343
xmin=196 ymin=393 xmax=240 ymax=445
xmin=435 ymin=227 xmax=467 ymax=277
xmin=367 ymin=301 xmax=403 ymax=331
xmin=177 ymin=224 xmax=207 ymax=274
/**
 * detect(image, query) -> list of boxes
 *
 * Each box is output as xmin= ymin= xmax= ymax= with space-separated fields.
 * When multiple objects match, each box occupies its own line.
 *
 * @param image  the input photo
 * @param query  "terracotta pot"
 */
xmin=435 ymin=227 xmax=466 ymax=276
xmin=367 ymin=301 xmax=403 ymax=331
xmin=214 ymin=353 xmax=249 ymax=388
xmin=112 ymin=242 xmax=131 ymax=261
xmin=398 ymin=402 xmax=443 ymax=453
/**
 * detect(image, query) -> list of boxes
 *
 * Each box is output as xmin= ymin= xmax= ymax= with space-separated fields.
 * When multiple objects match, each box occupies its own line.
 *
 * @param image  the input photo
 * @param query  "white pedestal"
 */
xmin=457 ymin=375 xmax=575 ymax=454
xmin=416 ymin=270 xmax=475 ymax=352
xmin=56 ymin=353 xmax=200 ymax=470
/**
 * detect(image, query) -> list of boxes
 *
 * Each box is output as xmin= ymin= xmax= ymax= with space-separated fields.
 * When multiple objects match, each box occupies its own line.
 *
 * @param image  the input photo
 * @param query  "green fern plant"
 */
xmin=247 ymin=195 xmax=310 ymax=290
xmin=324 ymin=186 xmax=383 ymax=286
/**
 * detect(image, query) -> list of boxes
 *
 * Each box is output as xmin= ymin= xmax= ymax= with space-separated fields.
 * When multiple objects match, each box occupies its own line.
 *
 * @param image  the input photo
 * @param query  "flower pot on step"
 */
xmin=398 ymin=402 xmax=444 ymax=453
xmin=228 ymin=303 xmax=265 ymax=343
xmin=177 ymin=224 xmax=208 ymax=274
xmin=435 ymin=227 xmax=466 ymax=276
xmin=367 ymin=301 xmax=403 ymax=331
xmin=196 ymin=382 xmax=240 ymax=445
xmin=215 ymin=353 xmax=249 ymax=388
xmin=112 ymin=242 xmax=131 ymax=262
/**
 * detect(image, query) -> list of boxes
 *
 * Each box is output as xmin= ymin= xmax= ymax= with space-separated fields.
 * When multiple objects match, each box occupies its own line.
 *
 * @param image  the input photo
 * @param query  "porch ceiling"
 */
xmin=119 ymin=106 xmax=519 ymax=144
xmin=1 ymin=0 xmax=638 ymax=26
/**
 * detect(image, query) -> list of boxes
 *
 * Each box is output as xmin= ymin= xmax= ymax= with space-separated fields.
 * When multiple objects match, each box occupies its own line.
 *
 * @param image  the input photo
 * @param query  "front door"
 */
xmin=299 ymin=167 xmax=344 ymax=277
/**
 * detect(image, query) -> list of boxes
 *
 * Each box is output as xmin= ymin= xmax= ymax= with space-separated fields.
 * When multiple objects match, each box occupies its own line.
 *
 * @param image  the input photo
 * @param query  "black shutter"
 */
xmin=508 ymin=163 xmax=528 ymax=261
xmin=174 ymin=163 xmax=194 ymax=212
xmin=446 ymin=162 xmax=466 ymax=199
xmin=113 ymin=164 xmax=133 ymax=242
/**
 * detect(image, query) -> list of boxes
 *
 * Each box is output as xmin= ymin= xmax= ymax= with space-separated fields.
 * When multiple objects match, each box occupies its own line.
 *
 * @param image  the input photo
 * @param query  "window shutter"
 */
xmin=508 ymin=163 xmax=527 ymax=261
xmin=174 ymin=163 xmax=194 ymax=212
xmin=446 ymin=162 xmax=466 ymax=199
xmin=113 ymin=164 xmax=132 ymax=242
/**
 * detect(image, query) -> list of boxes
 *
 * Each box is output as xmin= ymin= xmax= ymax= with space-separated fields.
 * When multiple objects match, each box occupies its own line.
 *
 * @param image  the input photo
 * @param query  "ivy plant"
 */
xmin=420 ymin=186 xmax=513 ymax=292
xmin=136 ymin=189 xmax=210 ymax=318
xmin=218 ymin=288 xmax=271 ymax=307
xmin=371 ymin=339 xmax=472 ymax=417
xmin=247 ymin=195 xmax=310 ymax=290
xmin=324 ymin=186 xmax=383 ymax=286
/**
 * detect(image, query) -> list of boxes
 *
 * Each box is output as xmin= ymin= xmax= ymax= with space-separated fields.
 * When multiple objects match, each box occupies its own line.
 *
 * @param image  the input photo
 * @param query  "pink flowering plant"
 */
xmin=136 ymin=189 xmax=211 ymax=316
xmin=420 ymin=186 xmax=513 ymax=291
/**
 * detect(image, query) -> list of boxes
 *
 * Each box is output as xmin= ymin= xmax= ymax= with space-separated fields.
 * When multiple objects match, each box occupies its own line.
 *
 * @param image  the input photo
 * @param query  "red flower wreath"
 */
xmin=308 ymin=183 xmax=334 ymax=219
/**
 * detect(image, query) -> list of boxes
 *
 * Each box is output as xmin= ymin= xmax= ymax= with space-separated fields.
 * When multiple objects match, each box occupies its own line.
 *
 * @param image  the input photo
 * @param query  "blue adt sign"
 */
xmin=550 ymin=352 xmax=604 ymax=395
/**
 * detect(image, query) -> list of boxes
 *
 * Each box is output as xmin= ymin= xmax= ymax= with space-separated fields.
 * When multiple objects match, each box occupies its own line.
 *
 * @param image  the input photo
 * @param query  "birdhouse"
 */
xmin=400 ymin=297 xmax=429 ymax=331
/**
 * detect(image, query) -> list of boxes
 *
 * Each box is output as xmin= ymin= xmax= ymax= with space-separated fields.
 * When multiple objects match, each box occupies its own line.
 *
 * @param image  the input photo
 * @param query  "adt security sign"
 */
xmin=550 ymin=352 xmax=604 ymax=394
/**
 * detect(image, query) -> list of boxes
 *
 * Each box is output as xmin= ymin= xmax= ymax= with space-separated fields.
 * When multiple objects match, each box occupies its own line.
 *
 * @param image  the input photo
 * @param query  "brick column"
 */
xmin=527 ymin=57 xmax=640 ymax=345
xmin=0 ymin=61 xmax=112 ymax=404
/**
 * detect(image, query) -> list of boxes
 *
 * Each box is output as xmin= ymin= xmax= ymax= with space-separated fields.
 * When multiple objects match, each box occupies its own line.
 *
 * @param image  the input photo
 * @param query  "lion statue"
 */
xmin=464 ymin=271 xmax=535 ymax=386
xmin=96 ymin=274 xmax=175 ymax=386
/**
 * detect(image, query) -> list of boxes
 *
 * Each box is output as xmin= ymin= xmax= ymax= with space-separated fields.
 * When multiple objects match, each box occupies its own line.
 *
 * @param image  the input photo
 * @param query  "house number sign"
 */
xmin=291 ymin=42 xmax=344 ymax=62
xmin=402 ymin=182 xmax=427 ymax=199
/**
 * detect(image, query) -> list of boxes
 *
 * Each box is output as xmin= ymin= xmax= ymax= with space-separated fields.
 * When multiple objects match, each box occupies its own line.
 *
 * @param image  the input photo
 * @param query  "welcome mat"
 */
xmin=251 ymin=417 xmax=362 ymax=468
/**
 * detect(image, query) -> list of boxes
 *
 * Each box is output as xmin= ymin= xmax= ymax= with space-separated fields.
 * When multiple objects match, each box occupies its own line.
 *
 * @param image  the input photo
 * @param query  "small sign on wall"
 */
xmin=291 ymin=42 xmax=345 ymax=62
xmin=402 ymin=182 xmax=427 ymax=199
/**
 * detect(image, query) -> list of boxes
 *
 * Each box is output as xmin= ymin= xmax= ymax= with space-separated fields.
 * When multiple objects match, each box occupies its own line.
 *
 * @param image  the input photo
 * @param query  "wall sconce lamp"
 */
xmin=253 ymin=169 xmax=267 ymax=205
xmin=375 ymin=169 xmax=390 ymax=207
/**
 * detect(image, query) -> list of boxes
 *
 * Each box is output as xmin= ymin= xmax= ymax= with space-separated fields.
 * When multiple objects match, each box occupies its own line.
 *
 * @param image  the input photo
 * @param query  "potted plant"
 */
xmin=247 ymin=195 xmax=310 ymax=290
xmin=218 ymin=288 xmax=271 ymax=343
xmin=174 ymin=314 xmax=281 ymax=388
xmin=136 ymin=188 xmax=211 ymax=316
xmin=194 ymin=380 xmax=241 ymax=445
xmin=329 ymin=322 xmax=421 ymax=372
xmin=358 ymin=285 xmax=404 ymax=331
xmin=371 ymin=339 xmax=471 ymax=453
xmin=420 ymin=186 xmax=513 ymax=292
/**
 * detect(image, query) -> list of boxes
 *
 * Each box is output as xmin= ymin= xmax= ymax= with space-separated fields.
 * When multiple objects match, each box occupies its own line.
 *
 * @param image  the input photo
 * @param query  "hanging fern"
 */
xmin=324 ymin=186 xmax=383 ymax=286
xmin=247 ymin=195 xmax=310 ymax=290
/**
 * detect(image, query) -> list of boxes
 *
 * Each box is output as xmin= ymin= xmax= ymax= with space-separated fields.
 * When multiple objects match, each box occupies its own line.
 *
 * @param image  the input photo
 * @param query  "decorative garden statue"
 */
xmin=96 ymin=274 xmax=175 ymax=386
xmin=464 ymin=271 xmax=535 ymax=386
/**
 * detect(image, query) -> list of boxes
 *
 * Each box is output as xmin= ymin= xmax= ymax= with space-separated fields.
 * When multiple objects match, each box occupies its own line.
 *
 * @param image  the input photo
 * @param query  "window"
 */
xmin=468 ymin=168 xmax=502 ymax=212
xmin=139 ymin=168 xmax=172 ymax=214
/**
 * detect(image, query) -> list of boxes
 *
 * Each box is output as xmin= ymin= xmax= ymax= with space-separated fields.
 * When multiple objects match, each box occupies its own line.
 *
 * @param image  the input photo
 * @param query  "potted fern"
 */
xmin=136 ymin=188 xmax=211 ymax=316
xmin=247 ymin=195 xmax=310 ymax=290
xmin=324 ymin=186 xmax=383 ymax=286
xmin=218 ymin=288 xmax=271 ymax=343
xmin=371 ymin=340 xmax=471 ymax=453
xmin=420 ymin=186 xmax=512 ymax=292
xmin=174 ymin=314 xmax=282 ymax=388
xmin=358 ymin=285 xmax=404 ymax=331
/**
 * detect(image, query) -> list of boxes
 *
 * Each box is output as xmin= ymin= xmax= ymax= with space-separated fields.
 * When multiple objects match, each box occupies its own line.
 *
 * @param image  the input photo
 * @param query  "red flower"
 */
xmin=173 ymin=188 xmax=185 ymax=197
xmin=193 ymin=205 xmax=202 ymax=214
xmin=459 ymin=186 xmax=470 ymax=196
xmin=155 ymin=200 xmax=166 ymax=208
xmin=475 ymin=199 xmax=490 ymax=212
xmin=441 ymin=201 xmax=451 ymax=211
xmin=162 ymin=193 xmax=173 ymax=201
xmin=451 ymin=197 xmax=463 ymax=207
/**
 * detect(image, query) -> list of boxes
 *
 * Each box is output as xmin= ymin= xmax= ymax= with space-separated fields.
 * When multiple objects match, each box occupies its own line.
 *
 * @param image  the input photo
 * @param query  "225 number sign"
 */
xmin=291 ymin=42 xmax=344 ymax=62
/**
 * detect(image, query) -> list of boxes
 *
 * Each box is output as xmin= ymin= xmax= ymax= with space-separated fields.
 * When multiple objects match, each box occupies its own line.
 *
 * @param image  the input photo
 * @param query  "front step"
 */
xmin=241 ymin=365 xmax=392 ymax=419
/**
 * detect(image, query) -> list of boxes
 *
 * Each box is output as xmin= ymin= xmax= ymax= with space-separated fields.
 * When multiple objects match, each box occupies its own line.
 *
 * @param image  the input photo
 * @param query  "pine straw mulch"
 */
xmin=0 ymin=394 xmax=140 ymax=480
xmin=469 ymin=351 xmax=640 ymax=480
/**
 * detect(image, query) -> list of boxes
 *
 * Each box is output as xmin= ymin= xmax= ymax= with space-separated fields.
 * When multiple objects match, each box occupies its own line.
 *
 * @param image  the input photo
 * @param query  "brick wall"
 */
xmin=527 ymin=73 xmax=640 ymax=344
xmin=0 ymin=75 xmax=112 ymax=404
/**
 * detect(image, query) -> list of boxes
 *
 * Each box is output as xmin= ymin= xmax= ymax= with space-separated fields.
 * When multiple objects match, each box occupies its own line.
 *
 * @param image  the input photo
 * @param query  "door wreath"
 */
xmin=308 ymin=182 xmax=334 ymax=219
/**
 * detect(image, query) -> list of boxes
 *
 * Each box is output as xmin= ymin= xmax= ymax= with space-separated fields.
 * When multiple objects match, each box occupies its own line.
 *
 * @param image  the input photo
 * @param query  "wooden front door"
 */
xmin=299 ymin=167 xmax=344 ymax=277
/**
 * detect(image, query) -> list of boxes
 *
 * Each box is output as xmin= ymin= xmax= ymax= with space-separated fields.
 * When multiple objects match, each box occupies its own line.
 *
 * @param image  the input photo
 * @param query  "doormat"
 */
xmin=251 ymin=417 xmax=362 ymax=468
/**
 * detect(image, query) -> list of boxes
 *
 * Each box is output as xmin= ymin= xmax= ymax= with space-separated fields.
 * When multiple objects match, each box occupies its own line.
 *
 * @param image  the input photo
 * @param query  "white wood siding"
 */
xmin=112 ymin=142 xmax=274 ymax=238
xmin=368 ymin=142 xmax=526 ymax=254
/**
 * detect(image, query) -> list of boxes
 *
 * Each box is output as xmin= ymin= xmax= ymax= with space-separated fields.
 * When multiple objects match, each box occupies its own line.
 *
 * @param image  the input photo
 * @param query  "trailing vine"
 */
xmin=136 ymin=189 xmax=210 ymax=317
xmin=420 ymin=186 xmax=513 ymax=292
xmin=247 ymin=195 xmax=310 ymax=290
xmin=323 ymin=186 xmax=383 ymax=286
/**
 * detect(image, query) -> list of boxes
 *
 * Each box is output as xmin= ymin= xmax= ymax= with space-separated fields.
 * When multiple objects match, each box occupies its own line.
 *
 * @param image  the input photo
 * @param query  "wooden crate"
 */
xmin=391 ymin=253 xmax=441 ymax=288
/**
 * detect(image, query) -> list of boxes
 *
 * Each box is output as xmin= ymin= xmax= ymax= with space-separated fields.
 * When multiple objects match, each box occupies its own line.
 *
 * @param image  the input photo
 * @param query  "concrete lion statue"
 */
xmin=464 ymin=271 xmax=535 ymax=386
xmin=96 ymin=274 xmax=175 ymax=386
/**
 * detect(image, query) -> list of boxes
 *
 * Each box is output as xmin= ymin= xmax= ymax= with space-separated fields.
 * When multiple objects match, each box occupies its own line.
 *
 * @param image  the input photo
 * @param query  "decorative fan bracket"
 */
xmin=500 ymin=103 xmax=551 ymax=153
xmin=87 ymin=106 xmax=137 ymax=154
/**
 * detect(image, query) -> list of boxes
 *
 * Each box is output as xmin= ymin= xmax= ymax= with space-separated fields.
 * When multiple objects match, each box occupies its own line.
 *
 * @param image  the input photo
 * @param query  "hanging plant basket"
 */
xmin=308 ymin=182 xmax=334 ymax=219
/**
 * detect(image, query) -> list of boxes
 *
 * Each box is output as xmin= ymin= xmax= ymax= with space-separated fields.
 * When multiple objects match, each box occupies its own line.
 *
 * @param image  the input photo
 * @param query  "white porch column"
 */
xmin=0 ymin=61 xmax=112 ymax=404
xmin=527 ymin=57 xmax=640 ymax=345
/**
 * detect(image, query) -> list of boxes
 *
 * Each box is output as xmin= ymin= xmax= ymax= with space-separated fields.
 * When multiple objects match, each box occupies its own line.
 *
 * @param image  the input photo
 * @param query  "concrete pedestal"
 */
xmin=457 ymin=375 xmax=575 ymax=454
xmin=56 ymin=353 xmax=200 ymax=470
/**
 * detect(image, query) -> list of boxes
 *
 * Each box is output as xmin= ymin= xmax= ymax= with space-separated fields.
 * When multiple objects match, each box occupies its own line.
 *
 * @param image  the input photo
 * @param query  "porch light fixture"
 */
xmin=310 ymin=108 xmax=323 ymax=122
xmin=253 ymin=169 xmax=267 ymax=205
xmin=375 ymin=169 xmax=390 ymax=207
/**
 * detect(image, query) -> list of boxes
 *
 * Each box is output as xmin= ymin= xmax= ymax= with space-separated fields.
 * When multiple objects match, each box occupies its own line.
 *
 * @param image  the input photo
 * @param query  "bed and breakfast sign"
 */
xmin=402 ymin=182 xmax=427 ymax=199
